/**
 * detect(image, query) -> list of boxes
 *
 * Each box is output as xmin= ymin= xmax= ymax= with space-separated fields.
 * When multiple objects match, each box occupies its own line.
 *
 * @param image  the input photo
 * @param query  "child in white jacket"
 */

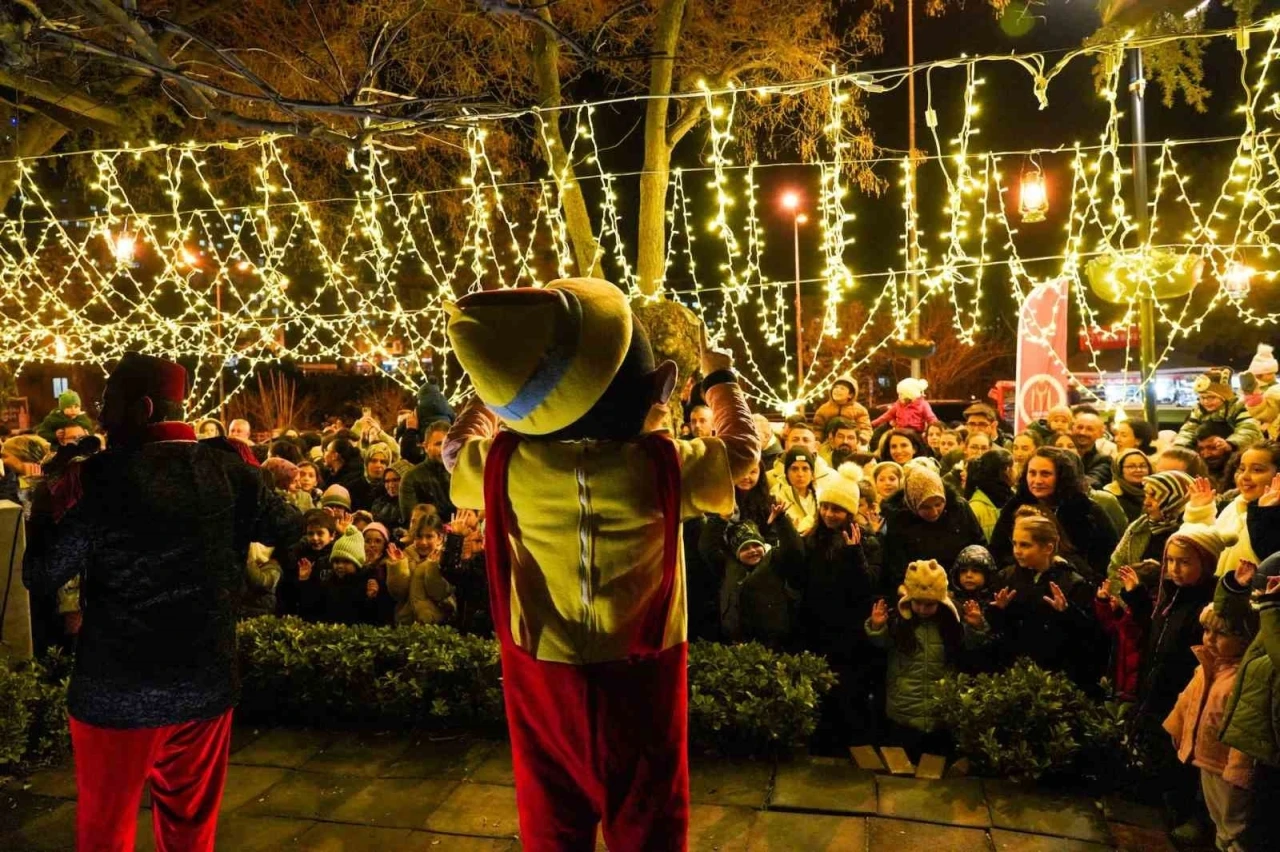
xmin=1183 ymin=443 xmax=1280 ymax=577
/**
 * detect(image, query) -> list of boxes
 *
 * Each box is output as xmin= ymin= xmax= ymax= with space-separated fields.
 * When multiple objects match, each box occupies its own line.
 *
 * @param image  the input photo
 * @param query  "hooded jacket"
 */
xmin=1175 ymin=398 xmax=1263 ymax=451
xmin=1217 ymin=574 xmax=1280 ymax=767
xmin=811 ymin=378 xmax=873 ymax=445
xmin=1164 ymin=645 xmax=1254 ymax=788
xmin=1124 ymin=566 xmax=1218 ymax=722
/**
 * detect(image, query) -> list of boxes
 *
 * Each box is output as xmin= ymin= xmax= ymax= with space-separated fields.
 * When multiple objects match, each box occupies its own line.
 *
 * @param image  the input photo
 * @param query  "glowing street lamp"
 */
xmin=1223 ymin=261 xmax=1254 ymax=300
xmin=1019 ymin=168 xmax=1048 ymax=223
xmin=112 ymin=233 xmax=137 ymax=262
xmin=780 ymin=191 xmax=807 ymax=393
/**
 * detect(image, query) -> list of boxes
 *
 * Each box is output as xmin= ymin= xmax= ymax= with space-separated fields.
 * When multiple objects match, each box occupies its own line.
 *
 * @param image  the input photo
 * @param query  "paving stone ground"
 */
xmin=0 ymin=727 xmax=1188 ymax=850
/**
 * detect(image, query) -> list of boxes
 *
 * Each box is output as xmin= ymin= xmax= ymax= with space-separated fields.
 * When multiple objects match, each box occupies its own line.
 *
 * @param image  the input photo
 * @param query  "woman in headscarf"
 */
xmin=1104 ymin=448 xmax=1153 ymax=524
xmin=1108 ymin=470 xmax=1196 ymax=577
xmin=881 ymin=463 xmax=985 ymax=596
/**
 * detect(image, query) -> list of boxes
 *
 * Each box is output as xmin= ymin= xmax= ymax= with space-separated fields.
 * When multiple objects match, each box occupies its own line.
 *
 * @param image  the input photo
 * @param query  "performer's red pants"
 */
xmin=70 ymin=709 xmax=233 ymax=852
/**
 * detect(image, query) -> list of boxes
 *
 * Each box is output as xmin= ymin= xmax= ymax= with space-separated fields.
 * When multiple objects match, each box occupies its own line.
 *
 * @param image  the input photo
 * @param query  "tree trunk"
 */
xmin=531 ymin=9 xmax=602 ymax=280
xmin=635 ymin=0 xmax=687 ymax=297
xmin=0 ymin=114 xmax=69 ymax=212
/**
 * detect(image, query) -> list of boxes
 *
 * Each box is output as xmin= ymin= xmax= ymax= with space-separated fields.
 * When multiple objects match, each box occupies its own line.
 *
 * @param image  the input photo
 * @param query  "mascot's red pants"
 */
xmin=484 ymin=432 xmax=689 ymax=852
xmin=70 ymin=709 xmax=232 ymax=852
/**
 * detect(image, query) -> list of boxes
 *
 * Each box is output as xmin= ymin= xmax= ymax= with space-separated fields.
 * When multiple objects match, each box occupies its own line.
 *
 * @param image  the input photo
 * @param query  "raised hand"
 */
xmin=1259 ymin=474 xmax=1280 ymax=508
xmin=1267 ymin=575 xmax=1280 ymax=596
xmin=297 ymin=558 xmax=313 ymax=582
xmin=993 ymin=587 xmax=1017 ymax=610
xmin=1096 ymin=582 xmax=1110 ymax=601
xmin=366 ymin=578 xmax=379 ymax=600
xmin=453 ymin=509 xmax=479 ymax=536
xmin=768 ymin=501 xmax=788 ymax=525
xmin=1235 ymin=560 xmax=1257 ymax=589
xmin=1043 ymin=581 xmax=1069 ymax=612
xmin=869 ymin=598 xmax=889 ymax=630
xmin=842 ymin=523 xmax=862 ymax=547
xmin=962 ymin=599 xmax=985 ymax=629
xmin=1117 ymin=565 xmax=1140 ymax=593
xmin=386 ymin=542 xmax=403 ymax=562
xmin=698 ymin=322 xmax=733 ymax=377
xmin=1189 ymin=476 xmax=1217 ymax=509
xmin=865 ymin=508 xmax=884 ymax=533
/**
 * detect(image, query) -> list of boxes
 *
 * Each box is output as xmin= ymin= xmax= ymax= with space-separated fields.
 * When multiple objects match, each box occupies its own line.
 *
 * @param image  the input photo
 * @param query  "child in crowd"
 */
xmin=855 ymin=482 xmax=885 ymax=577
xmin=870 ymin=378 xmax=939 ymax=434
xmin=1124 ymin=523 xmax=1233 ymax=840
xmin=439 ymin=509 xmax=487 ymax=634
xmin=298 ymin=525 xmax=379 ymax=625
xmin=1164 ymin=598 xmax=1258 ymax=852
xmin=950 ymin=545 xmax=995 ymax=611
xmin=351 ymin=510 xmax=374 ymax=532
xmin=719 ymin=509 xmax=801 ymax=649
xmin=1242 ymin=342 xmax=1280 ymax=438
xmin=866 ymin=559 xmax=987 ymax=759
xmin=404 ymin=511 xmax=456 ymax=626
xmin=296 ymin=460 xmax=324 ymax=505
xmin=320 ymin=484 xmax=353 ymax=533
xmin=36 ymin=390 xmax=93 ymax=445
xmin=1095 ymin=558 xmax=1161 ymax=702
xmin=811 ymin=375 xmax=872 ymax=446
xmin=277 ymin=509 xmax=336 ymax=616
xmin=1175 ymin=368 xmax=1262 ymax=451
xmin=988 ymin=507 xmax=1101 ymax=690
xmin=363 ymin=522 xmax=410 ymax=625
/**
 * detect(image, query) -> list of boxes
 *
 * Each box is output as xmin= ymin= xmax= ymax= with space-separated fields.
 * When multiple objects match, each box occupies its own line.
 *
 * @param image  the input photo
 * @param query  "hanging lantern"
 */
xmin=53 ymin=336 xmax=68 ymax=362
xmin=1222 ymin=261 xmax=1254 ymax=300
xmin=1086 ymin=249 xmax=1205 ymax=304
xmin=111 ymin=233 xmax=136 ymax=262
xmin=1019 ymin=167 xmax=1048 ymax=223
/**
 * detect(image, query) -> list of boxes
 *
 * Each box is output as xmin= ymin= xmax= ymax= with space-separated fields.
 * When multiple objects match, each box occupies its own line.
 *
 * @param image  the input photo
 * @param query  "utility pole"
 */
xmin=1128 ymin=48 xmax=1158 ymax=426
xmin=793 ymin=211 xmax=806 ymax=391
xmin=906 ymin=0 xmax=922 ymax=379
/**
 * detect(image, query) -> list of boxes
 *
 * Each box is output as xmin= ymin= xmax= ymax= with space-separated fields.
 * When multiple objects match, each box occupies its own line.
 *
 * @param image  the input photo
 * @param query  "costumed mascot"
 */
xmin=443 ymin=278 xmax=759 ymax=851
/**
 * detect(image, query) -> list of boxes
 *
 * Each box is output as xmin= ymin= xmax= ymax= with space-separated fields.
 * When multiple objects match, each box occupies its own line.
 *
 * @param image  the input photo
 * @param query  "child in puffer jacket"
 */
xmin=869 ymin=378 xmax=938 ymax=435
xmin=866 ymin=559 xmax=988 ymax=759
xmin=812 ymin=375 xmax=872 ymax=446
xmin=719 ymin=512 xmax=802 ymax=649
xmin=1095 ymin=559 xmax=1161 ymax=702
xmin=949 ymin=545 xmax=997 ymax=673
xmin=1164 ymin=599 xmax=1258 ymax=852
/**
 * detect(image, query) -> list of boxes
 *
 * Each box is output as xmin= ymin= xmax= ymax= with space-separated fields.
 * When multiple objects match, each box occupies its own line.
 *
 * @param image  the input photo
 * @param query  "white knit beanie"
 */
xmin=1250 ymin=343 xmax=1279 ymax=376
xmin=816 ymin=463 xmax=864 ymax=515
xmin=1168 ymin=522 xmax=1238 ymax=565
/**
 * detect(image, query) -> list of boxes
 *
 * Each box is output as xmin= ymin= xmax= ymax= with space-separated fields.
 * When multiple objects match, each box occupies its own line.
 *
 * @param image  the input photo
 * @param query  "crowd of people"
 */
xmin=9 ymin=342 xmax=1280 ymax=850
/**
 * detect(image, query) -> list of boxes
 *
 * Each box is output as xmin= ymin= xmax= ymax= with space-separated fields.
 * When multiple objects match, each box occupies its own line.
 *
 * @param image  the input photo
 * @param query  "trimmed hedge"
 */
xmin=0 ymin=650 xmax=72 ymax=773
xmin=235 ymin=617 xmax=835 ymax=756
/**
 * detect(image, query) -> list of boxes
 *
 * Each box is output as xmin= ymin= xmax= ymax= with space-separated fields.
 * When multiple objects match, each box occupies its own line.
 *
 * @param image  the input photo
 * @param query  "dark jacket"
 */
xmin=299 ymin=567 xmax=379 ymax=626
xmin=371 ymin=490 xmax=405 ymax=531
xmin=1217 ymin=574 xmax=1280 ymax=766
xmin=277 ymin=541 xmax=333 ymax=616
xmin=718 ymin=513 xmax=802 ymax=648
xmin=779 ymin=525 xmax=879 ymax=664
xmin=989 ymin=559 xmax=1103 ymax=690
xmin=1125 ymin=574 xmax=1217 ymax=721
xmin=331 ymin=462 xmax=373 ymax=512
xmin=439 ymin=530 xmax=489 ymax=636
xmin=881 ymin=485 xmax=985 ymax=595
xmin=26 ymin=434 xmax=303 ymax=728
xmin=399 ymin=459 xmax=454 ymax=522
xmin=1078 ymin=448 xmax=1112 ymax=490
xmin=990 ymin=492 xmax=1119 ymax=583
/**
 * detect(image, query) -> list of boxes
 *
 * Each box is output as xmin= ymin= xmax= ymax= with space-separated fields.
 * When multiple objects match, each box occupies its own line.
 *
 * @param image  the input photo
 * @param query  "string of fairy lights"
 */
xmin=4 ymin=19 xmax=1280 ymax=417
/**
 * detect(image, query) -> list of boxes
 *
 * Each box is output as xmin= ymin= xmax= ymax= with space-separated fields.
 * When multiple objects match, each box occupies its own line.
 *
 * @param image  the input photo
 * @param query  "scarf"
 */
xmin=903 ymin=465 xmax=946 ymax=515
xmin=1142 ymin=470 xmax=1194 ymax=535
xmin=1107 ymin=448 xmax=1151 ymax=504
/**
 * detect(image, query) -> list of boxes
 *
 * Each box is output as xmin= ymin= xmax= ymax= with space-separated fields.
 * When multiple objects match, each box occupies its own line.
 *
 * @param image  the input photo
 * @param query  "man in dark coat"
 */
xmin=24 ymin=352 xmax=302 ymax=852
xmin=323 ymin=435 xmax=373 ymax=510
xmin=399 ymin=420 xmax=455 ymax=521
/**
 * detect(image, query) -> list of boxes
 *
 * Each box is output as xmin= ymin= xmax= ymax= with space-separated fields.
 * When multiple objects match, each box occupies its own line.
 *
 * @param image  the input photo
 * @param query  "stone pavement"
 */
xmin=0 ymin=727 xmax=1178 ymax=851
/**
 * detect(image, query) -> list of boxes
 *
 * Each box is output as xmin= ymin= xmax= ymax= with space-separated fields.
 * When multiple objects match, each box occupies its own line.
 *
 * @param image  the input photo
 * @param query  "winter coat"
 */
xmin=1125 ymin=575 xmax=1217 ymax=722
xmin=1185 ymin=497 xmax=1280 ymax=578
xmin=35 ymin=409 xmax=94 ymax=445
xmin=968 ymin=488 xmax=1001 ymax=542
xmin=368 ymin=555 xmax=411 ymax=626
xmin=25 ymin=432 xmax=303 ymax=728
xmin=438 ymin=531 xmax=489 ymax=636
xmin=1078 ymin=448 xmax=1113 ymax=490
xmin=720 ymin=514 xmax=802 ymax=648
xmin=1175 ymin=398 xmax=1262 ymax=450
xmin=405 ymin=546 xmax=455 ymax=626
xmin=299 ymin=567 xmax=380 ymax=626
xmin=1164 ymin=645 xmax=1254 ymax=787
xmin=778 ymin=526 xmax=879 ymax=664
xmin=241 ymin=542 xmax=283 ymax=619
xmin=881 ymin=485 xmax=986 ymax=595
xmin=1104 ymin=482 xmax=1147 ymax=525
xmin=371 ymin=491 xmax=406 ymax=531
xmin=1089 ymin=489 xmax=1128 ymax=538
xmin=866 ymin=610 xmax=986 ymax=731
xmin=277 ymin=540 xmax=333 ymax=616
xmin=990 ymin=492 xmax=1119 ymax=583
xmin=812 ymin=400 xmax=873 ymax=445
xmin=1095 ymin=596 xmax=1145 ymax=701
xmin=399 ymin=459 xmax=454 ymax=522
xmin=331 ymin=461 xmax=374 ymax=512
xmin=1218 ymin=575 xmax=1280 ymax=767
xmin=988 ymin=558 xmax=1103 ymax=689
xmin=870 ymin=397 xmax=938 ymax=434
xmin=1110 ymin=515 xmax=1176 ymax=578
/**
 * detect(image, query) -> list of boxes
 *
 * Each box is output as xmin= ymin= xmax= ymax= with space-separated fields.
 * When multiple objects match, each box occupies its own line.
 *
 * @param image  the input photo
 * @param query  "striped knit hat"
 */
xmin=1142 ymin=470 xmax=1194 ymax=533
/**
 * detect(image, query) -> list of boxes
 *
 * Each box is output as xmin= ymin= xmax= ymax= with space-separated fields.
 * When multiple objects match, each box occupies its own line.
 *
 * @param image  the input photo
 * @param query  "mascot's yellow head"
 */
xmin=447 ymin=278 xmax=677 ymax=440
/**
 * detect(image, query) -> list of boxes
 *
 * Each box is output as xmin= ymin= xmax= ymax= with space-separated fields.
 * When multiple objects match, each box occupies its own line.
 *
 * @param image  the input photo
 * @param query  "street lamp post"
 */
xmin=1128 ymin=47 xmax=1159 ymax=427
xmin=781 ymin=192 xmax=807 ymax=395
xmin=906 ymin=0 xmax=922 ymax=380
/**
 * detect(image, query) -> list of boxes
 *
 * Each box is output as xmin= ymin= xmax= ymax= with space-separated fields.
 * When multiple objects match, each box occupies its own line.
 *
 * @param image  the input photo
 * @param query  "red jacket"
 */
xmin=1094 ymin=596 xmax=1144 ymax=701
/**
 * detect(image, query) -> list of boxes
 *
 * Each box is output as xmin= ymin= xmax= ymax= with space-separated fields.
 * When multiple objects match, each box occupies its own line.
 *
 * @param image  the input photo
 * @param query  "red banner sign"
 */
xmin=1016 ymin=279 xmax=1071 ymax=432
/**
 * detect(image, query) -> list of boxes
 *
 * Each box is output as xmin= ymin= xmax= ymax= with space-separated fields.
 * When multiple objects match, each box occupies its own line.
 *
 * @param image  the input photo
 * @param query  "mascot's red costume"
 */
xmin=443 ymin=278 xmax=758 ymax=851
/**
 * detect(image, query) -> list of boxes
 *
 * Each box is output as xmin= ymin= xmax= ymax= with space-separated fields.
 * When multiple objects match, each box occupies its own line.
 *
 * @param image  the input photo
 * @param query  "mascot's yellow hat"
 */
xmin=446 ymin=278 xmax=633 ymax=436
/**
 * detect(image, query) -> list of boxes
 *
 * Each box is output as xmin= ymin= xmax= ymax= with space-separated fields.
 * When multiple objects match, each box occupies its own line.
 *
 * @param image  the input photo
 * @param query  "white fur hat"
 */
xmin=816 ymin=463 xmax=864 ymax=515
xmin=897 ymin=377 xmax=928 ymax=401
xmin=1250 ymin=344 xmax=1278 ymax=376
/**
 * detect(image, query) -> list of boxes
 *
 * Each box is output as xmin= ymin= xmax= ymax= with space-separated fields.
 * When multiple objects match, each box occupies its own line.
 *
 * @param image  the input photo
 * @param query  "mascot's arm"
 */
xmin=443 ymin=398 xmax=499 ymax=510
xmin=704 ymin=377 xmax=759 ymax=482
xmin=444 ymin=398 xmax=499 ymax=474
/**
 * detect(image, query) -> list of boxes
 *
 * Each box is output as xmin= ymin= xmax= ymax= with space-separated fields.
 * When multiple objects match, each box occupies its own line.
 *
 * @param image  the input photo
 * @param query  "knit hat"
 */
xmin=1200 ymin=600 xmax=1259 ymax=641
xmin=329 ymin=525 xmax=366 ymax=568
xmin=362 ymin=442 xmax=393 ymax=463
xmin=783 ymin=446 xmax=817 ymax=476
xmin=951 ymin=545 xmax=997 ymax=586
xmin=58 ymin=390 xmax=81 ymax=410
xmin=816 ymin=463 xmax=864 ymax=514
xmin=364 ymin=522 xmax=391 ymax=545
xmin=1193 ymin=367 xmax=1235 ymax=401
xmin=2 ymin=434 xmax=50 ymax=467
xmin=321 ymin=484 xmax=352 ymax=511
xmin=1250 ymin=343 xmax=1279 ymax=376
xmin=1166 ymin=523 xmax=1238 ymax=574
xmin=872 ymin=460 xmax=903 ymax=485
xmin=388 ymin=459 xmax=413 ymax=480
xmin=446 ymin=277 xmax=632 ymax=436
xmin=261 ymin=457 xmax=298 ymax=491
xmin=107 ymin=352 xmax=187 ymax=405
xmin=727 ymin=521 xmax=767 ymax=558
xmin=897 ymin=377 xmax=928 ymax=402
xmin=1142 ymin=470 xmax=1194 ymax=533
xmin=903 ymin=465 xmax=946 ymax=515
xmin=898 ymin=560 xmax=958 ymax=620
xmin=830 ymin=375 xmax=857 ymax=399
xmin=903 ymin=455 xmax=941 ymax=476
